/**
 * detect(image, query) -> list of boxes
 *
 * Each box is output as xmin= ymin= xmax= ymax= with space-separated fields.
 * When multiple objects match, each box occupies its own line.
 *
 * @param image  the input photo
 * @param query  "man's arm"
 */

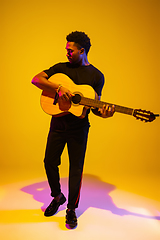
xmin=32 ymin=71 xmax=60 ymax=93
xmin=31 ymin=71 xmax=73 ymax=101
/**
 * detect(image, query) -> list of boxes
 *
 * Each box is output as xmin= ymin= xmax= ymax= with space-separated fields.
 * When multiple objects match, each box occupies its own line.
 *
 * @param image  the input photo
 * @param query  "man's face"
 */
xmin=66 ymin=42 xmax=83 ymax=64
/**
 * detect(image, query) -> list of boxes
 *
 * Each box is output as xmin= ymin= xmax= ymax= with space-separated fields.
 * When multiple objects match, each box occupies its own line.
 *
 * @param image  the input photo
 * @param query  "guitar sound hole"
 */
xmin=72 ymin=94 xmax=81 ymax=104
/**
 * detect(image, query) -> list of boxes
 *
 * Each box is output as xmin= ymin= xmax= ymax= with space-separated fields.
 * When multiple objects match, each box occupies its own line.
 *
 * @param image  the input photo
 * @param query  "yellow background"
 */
xmin=1 ymin=0 xmax=159 ymax=201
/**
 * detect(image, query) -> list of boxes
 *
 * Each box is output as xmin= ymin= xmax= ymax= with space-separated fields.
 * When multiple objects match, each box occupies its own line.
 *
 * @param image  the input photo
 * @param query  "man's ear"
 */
xmin=80 ymin=48 xmax=85 ymax=54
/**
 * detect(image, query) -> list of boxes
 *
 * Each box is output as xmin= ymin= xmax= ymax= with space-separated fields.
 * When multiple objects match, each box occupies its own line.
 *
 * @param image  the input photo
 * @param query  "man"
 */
xmin=32 ymin=31 xmax=114 ymax=228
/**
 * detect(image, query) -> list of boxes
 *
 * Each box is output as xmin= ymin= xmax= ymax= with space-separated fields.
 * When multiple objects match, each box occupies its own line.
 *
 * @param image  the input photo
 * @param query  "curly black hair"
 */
xmin=66 ymin=31 xmax=91 ymax=55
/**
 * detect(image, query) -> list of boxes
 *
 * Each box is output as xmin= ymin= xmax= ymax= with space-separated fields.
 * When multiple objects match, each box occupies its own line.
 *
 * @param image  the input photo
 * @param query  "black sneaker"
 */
xmin=44 ymin=193 xmax=66 ymax=217
xmin=65 ymin=209 xmax=77 ymax=229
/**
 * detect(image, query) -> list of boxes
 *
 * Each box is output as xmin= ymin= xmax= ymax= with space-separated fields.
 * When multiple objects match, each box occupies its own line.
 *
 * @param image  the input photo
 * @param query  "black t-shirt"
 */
xmin=44 ymin=62 xmax=104 ymax=131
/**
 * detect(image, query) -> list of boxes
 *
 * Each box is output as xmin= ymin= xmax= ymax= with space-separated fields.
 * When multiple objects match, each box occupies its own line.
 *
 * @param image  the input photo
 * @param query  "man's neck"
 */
xmin=80 ymin=56 xmax=90 ymax=66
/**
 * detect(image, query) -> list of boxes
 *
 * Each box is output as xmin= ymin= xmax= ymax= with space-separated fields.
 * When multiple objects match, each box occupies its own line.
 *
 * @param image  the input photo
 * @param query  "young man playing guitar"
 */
xmin=32 ymin=31 xmax=115 ymax=228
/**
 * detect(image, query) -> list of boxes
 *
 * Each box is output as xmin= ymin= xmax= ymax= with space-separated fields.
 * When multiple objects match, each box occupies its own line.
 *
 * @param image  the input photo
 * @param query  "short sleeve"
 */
xmin=43 ymin=63 xmax=62 ymax=79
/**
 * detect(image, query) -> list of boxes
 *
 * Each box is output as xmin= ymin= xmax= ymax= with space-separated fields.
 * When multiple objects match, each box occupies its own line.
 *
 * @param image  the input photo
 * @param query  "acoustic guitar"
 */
xmin=40 ymin=73 xmax=159 ymax=122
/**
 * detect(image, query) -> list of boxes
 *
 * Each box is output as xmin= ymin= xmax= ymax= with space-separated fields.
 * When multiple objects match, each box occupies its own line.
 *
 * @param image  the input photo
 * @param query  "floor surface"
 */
xmin=0 ymin=174 xmax=160 ymax=240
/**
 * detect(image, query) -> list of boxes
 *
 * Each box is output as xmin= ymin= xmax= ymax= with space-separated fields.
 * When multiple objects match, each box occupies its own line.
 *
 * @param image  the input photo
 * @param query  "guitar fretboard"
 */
xmin=80 ymin=96 xmax=134 ymax=116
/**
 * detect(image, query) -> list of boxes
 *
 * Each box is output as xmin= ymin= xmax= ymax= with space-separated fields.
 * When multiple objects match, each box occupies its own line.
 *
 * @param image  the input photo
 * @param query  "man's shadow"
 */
xmin=21 ymin=174 xmax=160 ymax=220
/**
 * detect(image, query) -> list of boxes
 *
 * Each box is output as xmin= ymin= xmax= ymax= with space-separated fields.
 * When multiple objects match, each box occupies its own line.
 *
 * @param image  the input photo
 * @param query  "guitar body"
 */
xmin=41 ymin=73 xmax=96 ymax=117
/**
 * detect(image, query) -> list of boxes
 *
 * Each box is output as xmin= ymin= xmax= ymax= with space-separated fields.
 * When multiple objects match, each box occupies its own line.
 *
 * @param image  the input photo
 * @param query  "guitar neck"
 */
xmin=80 ymin=96 xmax=134 ymax=116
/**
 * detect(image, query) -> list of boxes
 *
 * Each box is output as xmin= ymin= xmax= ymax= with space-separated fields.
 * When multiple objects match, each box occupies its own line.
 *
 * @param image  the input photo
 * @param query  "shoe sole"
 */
xmin=66 ymin=222 xmax=77 ymax=229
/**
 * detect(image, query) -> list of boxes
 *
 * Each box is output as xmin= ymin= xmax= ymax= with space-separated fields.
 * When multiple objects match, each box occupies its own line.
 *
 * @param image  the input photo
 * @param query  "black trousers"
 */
xmin=44 ymin=126 xmax=89 ymax=209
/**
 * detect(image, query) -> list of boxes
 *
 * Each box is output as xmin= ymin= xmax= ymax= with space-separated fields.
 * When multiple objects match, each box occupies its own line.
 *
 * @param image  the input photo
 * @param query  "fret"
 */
xmin=80 ymin=96 xmax=134 ymax=115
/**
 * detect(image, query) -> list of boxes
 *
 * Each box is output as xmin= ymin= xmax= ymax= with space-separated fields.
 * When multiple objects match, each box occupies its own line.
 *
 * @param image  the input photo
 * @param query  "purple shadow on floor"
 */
xmin=21 ymin=174 xmax=160 ymax=220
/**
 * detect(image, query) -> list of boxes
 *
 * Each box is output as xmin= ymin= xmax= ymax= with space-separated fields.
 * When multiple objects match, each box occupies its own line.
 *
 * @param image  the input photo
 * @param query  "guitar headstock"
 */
xmin=133 ymin=109 xmax=159 ymax=122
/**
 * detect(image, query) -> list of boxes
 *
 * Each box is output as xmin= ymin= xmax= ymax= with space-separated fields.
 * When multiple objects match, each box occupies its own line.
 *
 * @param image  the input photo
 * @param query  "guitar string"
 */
xmin=80 ymin=96 xmax=134 ymax=115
